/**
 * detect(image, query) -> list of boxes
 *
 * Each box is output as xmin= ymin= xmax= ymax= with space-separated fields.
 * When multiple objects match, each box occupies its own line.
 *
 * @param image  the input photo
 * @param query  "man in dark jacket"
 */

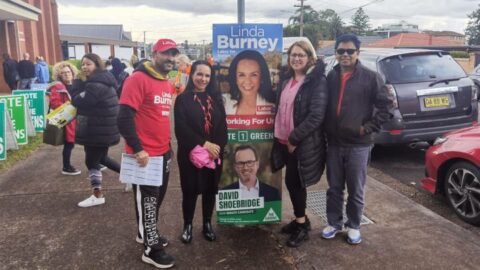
xmin=17 ymin=53 xmax=36 ymax=89
xmin=321 ymin=34 xmax=393 ymax=245
xmin=117 ymin=38 xmax=178 ymax=269
xmin=2 ymin=53 xmax=18 ymax=91
xmin=223 ymin=145 xmax=280 ymax=202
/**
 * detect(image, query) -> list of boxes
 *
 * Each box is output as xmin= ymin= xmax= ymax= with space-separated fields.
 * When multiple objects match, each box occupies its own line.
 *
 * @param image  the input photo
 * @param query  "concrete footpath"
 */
xmin=1 ymin=142 xmax=480 ymax=270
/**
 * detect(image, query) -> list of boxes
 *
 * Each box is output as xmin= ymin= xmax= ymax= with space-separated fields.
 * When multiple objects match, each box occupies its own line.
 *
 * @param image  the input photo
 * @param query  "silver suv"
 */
xmin=324 ymin=48 xmax=478 ymax=145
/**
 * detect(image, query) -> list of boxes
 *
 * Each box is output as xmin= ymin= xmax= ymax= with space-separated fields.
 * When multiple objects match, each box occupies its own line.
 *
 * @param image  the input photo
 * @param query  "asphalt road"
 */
xmin=368 ymin=135 xmax=480 ymax=236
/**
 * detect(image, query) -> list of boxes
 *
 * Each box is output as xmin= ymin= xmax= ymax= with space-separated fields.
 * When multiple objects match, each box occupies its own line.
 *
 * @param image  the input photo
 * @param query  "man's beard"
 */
xmin=155 ymin=60 xmax=174 ymax=74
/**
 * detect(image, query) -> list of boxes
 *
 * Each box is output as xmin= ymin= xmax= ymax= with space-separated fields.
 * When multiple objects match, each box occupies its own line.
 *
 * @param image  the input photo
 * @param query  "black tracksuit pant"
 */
xmin=132 ymin=151 xmax=171 ymax=250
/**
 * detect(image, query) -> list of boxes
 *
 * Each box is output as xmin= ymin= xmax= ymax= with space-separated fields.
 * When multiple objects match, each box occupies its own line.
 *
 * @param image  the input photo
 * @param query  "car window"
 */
xmin=379 ymin=53 xmax=466 ymax=84
xmin=475 ymin=65 xmax=480 ymax=74
xmin=358 ymin=54 xmax=378 ymax=72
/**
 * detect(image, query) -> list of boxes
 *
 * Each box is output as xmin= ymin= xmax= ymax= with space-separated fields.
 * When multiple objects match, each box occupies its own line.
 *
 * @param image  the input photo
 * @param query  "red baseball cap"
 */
xmin=152 ymin=38 xmax=179 ymax=54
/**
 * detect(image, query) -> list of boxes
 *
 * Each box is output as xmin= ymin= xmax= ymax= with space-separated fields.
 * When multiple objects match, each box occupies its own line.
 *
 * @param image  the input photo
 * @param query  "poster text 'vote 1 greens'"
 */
xmin=12 ymin=90 xmax=46 ymax=132
xmin=0 ymin=95 xmax=28 ymax=145
xmin=213 ymin=24 xmax=283 ymax=225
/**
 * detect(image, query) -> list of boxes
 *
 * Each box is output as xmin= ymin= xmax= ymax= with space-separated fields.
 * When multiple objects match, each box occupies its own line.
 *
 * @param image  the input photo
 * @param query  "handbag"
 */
xmin=43 ymin=122 xmax=65 ymax=146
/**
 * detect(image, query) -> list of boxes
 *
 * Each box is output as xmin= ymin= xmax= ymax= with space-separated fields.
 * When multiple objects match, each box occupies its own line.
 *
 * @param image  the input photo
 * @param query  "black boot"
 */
xmin=286 ymin=222 xmax=309 ymax=247
xmin=202 ymin=220 xmax=216 ymax=242
xmin=281 ymin=216 xmax=311 ymax=234
xmin=180 ymin=223 xmax=193 ymax=244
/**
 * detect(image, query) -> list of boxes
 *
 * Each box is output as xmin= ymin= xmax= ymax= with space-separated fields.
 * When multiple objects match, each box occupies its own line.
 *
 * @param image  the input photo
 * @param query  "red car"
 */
xmin=421 ymin=125 xmax=480 ymax=225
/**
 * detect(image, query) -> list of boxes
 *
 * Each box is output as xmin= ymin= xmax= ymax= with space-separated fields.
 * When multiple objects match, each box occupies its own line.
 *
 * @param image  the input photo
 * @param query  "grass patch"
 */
xmin=0 ymin=133 xmax=44 ymax=172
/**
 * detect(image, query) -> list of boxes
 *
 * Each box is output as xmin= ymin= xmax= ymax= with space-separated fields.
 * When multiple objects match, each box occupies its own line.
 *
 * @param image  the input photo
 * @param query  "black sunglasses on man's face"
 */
xmin=336 ymin=48 xmax=357 ymax=55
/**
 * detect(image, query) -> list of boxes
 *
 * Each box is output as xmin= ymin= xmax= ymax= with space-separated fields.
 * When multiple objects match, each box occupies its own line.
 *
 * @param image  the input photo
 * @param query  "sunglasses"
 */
xmin=336 ymin=49 xmax=357 ymax=55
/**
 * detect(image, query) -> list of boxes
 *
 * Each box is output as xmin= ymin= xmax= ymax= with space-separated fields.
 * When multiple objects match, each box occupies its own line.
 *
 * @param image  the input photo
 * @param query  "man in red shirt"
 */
xmin=118 ymin=38 xmax=179 ymax=269
xmin=322 ymin=34 xmax=393 ymax=245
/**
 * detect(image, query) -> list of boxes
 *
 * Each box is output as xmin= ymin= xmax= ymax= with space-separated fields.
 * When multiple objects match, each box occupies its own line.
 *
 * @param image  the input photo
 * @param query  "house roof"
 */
xmin=59 ymin=24 xmax=131 ymax=41
xmin=317 ymin=36 xmax=383 ymax=57
xmin=423 ymin=30 xmax=465 ymax=37
xmin=367 ymin=33 xmax=464 ymax=48
xmin=0 ymin=0 xmax=41 ymax=21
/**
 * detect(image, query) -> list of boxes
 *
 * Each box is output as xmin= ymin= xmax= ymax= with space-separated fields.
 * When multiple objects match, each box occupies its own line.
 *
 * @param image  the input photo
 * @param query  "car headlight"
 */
xmin=472 ymin=83 xmax=479 ymax=101
xmin=433 ymin=137 xmax=448 ymax=145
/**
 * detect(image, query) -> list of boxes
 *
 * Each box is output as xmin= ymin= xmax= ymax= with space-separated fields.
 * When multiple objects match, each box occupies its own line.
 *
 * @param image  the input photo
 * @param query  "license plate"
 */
xmin=424 ymin=96 xmax=450 ymax=108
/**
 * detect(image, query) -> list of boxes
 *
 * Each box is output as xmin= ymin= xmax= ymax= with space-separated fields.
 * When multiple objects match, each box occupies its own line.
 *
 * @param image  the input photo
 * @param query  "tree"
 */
xmin=284 ymin=7 xmax=345 ymax=47
xmin=465 ymin=4 xmax=480 ymax=45
xmin=288 ymin=5 xmax=319 ymax=25
xmin=319 ymin=9 xmax=344 ymax=39
xmin=351 ymin=7 xmax=370 ymax=35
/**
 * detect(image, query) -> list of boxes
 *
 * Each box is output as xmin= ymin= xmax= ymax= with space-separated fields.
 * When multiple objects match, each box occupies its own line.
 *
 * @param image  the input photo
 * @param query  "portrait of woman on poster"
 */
xmin=174 ymin=60 xmax=228 ymax=244
xmin=223 ymin=50 xmax=276 ymax=115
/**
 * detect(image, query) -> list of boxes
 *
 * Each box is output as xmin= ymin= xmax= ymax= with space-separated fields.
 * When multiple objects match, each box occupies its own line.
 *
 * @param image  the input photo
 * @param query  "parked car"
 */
xmin=420 ymin=125 xmax=480 ymax=225
xmin=324 ymin=48 xmax=478 ymax=145
xmin=469 ymin=64 xmax=480 ymax=100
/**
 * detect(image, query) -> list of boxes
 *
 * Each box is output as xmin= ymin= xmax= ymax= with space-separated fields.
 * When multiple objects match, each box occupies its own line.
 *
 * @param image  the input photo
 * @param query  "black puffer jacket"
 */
xmin=72 ymin=70 xmax=120 ymax=147
xmin=271 ymin=61 xmax=328 ymax=187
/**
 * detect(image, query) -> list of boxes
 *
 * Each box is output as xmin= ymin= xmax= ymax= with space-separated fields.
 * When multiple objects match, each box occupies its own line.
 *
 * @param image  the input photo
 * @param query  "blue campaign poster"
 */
xmin=212 ymin=24 xmax=283 ymax=225
xmin=212 ymin=24 xmax=283 ymax=62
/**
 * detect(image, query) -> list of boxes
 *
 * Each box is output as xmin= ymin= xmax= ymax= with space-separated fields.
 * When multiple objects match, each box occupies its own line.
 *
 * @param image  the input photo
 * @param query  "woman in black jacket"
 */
xmin=174 ymin=60 xmax=228 ymax=244
xmin=72 ymin=53 xmax=120 ymax=208
xmin=271 ymin=41 xmax=328 ymax=247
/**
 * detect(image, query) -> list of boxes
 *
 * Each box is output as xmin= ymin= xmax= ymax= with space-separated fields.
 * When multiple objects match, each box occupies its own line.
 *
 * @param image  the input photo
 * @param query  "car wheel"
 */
xmin=444 ymin=162 xmax=480 ymax=226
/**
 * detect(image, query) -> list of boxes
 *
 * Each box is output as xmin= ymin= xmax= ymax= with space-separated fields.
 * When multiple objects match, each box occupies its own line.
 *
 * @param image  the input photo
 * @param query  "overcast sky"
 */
xmin=57 ymin=0 xmax=479 ymax=44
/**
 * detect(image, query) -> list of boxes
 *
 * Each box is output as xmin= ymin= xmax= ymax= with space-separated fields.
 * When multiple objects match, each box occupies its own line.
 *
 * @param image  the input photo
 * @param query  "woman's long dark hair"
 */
xmin=184 ymin=60 xmax=223 ymax=105
xmin=81 ymin=53 xmax=105 ymax=79
xmin=82 ymin=53 xmax=105 ymax=70
xmin=228 ymin=50 xmax=275 ymax=103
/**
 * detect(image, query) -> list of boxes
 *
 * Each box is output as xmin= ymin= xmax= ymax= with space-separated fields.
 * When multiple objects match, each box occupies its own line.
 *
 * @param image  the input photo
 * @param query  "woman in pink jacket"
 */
xmin=47 ymin=61 xmax=80 ymax=175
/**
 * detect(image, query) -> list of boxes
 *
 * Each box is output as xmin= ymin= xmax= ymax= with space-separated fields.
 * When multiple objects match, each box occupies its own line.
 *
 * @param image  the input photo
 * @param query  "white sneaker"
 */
xmin=346 ymin=227 xmax=362 ymax=244
xmin=136 ymin=236 xmax=143 ymax=244
xmin=78 ymin=195 xmax=105 ymax=207
xmin=321 ymin=225 xmax=341 ymax=239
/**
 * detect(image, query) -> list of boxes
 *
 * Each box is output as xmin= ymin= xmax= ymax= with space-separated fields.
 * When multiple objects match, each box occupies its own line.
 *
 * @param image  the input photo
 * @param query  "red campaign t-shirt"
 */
xmin=119 ymin=71 xmax=173 ymax=156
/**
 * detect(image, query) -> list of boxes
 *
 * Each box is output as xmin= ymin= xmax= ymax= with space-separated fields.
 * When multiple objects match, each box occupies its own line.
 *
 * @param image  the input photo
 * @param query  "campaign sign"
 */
xmin=13 ymin=89 xmax=46 ymax=132
xmin=0 ymin=95 xmax=28 ymax=145
xmin=0 ymin=101 xmax=6 ymax=160
xmin=213 ymin=24 xmax=283 ymax=225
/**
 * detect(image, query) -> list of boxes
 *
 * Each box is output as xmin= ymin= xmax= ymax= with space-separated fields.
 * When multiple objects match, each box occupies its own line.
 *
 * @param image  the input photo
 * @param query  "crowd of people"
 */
xmin=1 ymin=33 xmax=394 ymax=269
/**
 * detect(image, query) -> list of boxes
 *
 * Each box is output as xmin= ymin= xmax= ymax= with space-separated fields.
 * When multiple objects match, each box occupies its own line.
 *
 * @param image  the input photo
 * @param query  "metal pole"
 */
xmin=299 ymin=0 xmax=305 ymax=37
xmin=143 ymin=31 xmax=146 ymax=59
xmin=294 ymin=0 xmax=306 ymax=37
xmin=238 ymin=0 xmax=245 ymax=24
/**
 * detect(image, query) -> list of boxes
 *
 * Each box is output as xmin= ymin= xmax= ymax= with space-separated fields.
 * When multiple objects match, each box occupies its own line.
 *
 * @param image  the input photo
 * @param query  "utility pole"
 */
xmin=294 ymin=0 xmax=306 ymax=37
xmin=202 ymin=40 xmax=206 ymax=60
xmin=238 ymin=0 xmax=245 ymax=24
xmin=143 ymin=31 xmax=146 ymax=59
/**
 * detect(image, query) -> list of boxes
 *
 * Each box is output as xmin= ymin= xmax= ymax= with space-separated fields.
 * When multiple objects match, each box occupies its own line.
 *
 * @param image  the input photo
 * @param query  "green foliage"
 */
xmin=351 ymin=7 xmax=370 ymax=35
xmin=0 ymin=134 xmax=43 ymax=172
xmin=465 ymin=4 xmax=480 ymax=45
xmin=66 ymin=59 xmax=82 ymax=71
xmin=48 ymin=65 xmax=54 ymax=81
xmin=449 ymin=51 xmax=470 ymax=58
xmin=285 ymin=7 xmax=345 ymax=48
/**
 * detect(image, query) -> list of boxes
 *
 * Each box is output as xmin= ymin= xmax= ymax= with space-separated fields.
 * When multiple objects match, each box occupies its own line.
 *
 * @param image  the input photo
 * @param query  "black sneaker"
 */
xmin=281 ymin=216 xmax=311 ymax=234
xmin=142 ymin=248 xmax=175 ymax=269
xmin=286 ymin=222 xmax=309 ymax=248
xmin=62 ymin=166 xmax=81 ymax=176
xmin=136 ymin=235 xmax=169 ymax=247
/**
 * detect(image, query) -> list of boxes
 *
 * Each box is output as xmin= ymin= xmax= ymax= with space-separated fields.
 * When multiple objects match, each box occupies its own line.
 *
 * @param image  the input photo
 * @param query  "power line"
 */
xmin=339 ymin=0 xmax=384 ymax=15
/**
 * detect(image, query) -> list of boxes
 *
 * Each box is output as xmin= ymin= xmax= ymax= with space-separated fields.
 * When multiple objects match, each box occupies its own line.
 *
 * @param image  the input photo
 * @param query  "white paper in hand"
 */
xmin=119 ymin=154 xmax=163 ymax=186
